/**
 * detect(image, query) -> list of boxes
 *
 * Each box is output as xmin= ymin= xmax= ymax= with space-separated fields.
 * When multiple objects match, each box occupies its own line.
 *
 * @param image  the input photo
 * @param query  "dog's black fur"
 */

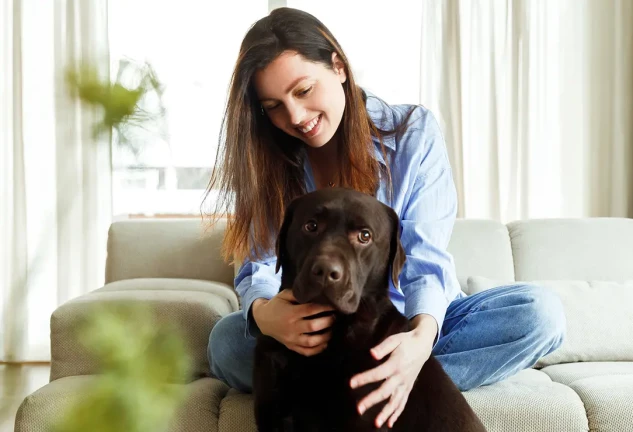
xmin=253 ymin=188 xmax=486 ymax=432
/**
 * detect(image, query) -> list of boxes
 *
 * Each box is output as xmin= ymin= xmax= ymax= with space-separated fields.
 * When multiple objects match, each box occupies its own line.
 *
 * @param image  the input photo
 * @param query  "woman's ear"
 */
xmin=331 ymin=52 xmax=347 ymax=84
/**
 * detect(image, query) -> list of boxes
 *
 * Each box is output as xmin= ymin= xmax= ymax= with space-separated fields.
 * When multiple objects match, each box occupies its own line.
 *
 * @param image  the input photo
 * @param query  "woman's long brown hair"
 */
xmin=202 ymin=7 xmax=405 ymax=263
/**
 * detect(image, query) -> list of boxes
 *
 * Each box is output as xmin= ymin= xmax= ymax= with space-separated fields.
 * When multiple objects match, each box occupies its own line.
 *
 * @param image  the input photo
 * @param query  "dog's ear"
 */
xmin=275 ymin=198 xmax=298 ymax=274
xmin=386 ymin=207 xmax=406 ymax=288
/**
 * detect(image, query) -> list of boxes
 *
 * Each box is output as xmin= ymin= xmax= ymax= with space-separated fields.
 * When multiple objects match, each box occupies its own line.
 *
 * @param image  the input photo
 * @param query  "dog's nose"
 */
xmin=311 ymin=258 xmax=343 ymax=285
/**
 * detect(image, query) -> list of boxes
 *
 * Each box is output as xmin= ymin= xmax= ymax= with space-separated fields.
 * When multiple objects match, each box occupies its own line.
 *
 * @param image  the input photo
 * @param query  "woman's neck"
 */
xmin=306 ymin=137 xmax=338 ymax=163
xmin=306 ymin=138 xmax=340 ymax=189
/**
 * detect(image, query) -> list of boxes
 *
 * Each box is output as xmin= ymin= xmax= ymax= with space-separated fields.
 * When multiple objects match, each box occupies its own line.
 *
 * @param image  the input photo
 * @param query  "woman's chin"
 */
xmin=301 ymin=131 xmax=335 ymax=149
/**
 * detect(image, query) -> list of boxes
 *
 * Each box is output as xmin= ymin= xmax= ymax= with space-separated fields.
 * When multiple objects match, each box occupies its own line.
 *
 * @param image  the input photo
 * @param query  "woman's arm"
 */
xmin=397 ymin=107 xmax=460 ymax=344
xmin=234 ymin=253 xmax=280 ymax=337
xmin=350 ymin=107 xmax=460 ymax=428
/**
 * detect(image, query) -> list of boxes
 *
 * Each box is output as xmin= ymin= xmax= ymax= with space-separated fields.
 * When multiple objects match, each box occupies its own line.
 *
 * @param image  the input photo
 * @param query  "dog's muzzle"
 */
xmin=294 ymin=253 xmax=353 ymax=307
xmin=310 ymin=255 xmax=344 ymax=288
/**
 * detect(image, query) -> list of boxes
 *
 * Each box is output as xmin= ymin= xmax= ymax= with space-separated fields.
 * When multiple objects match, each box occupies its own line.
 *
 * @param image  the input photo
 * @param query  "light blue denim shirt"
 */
xmin=235 ymin=90 xmax=463 ymax=336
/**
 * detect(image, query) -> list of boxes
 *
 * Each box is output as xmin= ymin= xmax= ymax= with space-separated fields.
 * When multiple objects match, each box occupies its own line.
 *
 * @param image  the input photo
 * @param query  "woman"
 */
xmin=205 ymin=7 xmax=565 ymax=429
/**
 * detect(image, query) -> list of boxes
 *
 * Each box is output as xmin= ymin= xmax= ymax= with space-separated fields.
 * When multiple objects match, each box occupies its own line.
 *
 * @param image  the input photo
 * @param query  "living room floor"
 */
xmin=0 ymin=364 xmax=50 ymax=432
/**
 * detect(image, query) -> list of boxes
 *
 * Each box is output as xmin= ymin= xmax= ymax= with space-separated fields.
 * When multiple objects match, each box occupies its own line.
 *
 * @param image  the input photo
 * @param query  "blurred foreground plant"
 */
xmin=65 ymin=59 xmax=167 ymax=156
xmin=51 ymin=305 xmax=191 ymax=432
xmin=49 ymin=61 xmax=184 ymax=432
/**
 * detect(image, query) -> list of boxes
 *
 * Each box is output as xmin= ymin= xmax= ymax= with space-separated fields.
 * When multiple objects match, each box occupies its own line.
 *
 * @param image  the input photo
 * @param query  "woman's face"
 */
xmin=254 ymin=51 xmax=347 ymax=149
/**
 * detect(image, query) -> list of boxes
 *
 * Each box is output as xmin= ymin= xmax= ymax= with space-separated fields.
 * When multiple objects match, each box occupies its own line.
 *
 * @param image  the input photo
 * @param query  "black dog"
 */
xmin=253 ymin=188 xmax=485 ymax=432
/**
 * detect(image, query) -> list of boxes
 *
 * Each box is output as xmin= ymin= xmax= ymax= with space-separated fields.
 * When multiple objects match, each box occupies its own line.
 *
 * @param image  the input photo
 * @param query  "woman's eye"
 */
xmin=263 ymin=104 xmax=279 ymax=111
xmin=304 ymin=221 xmax=318 ymax=232
xmin=358 ymin=229 xmax=372 ymax=243
xmin=298 ymin=86 xmax=312 ymax=97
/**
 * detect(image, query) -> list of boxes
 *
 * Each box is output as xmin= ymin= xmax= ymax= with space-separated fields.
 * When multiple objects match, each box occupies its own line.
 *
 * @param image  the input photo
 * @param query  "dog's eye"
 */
xmin=358 ymin=229 xmax=372 ymax=243
xmin=304 ymin=221 xmax=318 ymax=232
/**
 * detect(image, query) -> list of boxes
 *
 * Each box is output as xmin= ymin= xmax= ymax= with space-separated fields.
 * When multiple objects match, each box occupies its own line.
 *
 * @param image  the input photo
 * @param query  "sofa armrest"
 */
xmin=50 ymin=278 xmax=239 ymax=382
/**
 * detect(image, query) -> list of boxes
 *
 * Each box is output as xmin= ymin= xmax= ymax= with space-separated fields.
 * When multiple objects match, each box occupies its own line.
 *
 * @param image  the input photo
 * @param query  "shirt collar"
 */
xmin=363 ymin=88 xmax=396 ymax=166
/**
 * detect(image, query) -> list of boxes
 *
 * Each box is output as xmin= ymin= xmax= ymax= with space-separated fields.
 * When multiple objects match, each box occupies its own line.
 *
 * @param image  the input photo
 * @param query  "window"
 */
xmin=287 ymin=0 xmax=424 ymax=105
xmin=108 ymin=1 xmax=268 ymax=217
xmin=108 ymin=2 xmax=425 ymax=217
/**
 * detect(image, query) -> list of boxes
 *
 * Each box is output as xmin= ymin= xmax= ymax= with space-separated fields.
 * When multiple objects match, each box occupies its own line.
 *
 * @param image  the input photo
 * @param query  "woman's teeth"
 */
xmin=299 ymin=115 xmax=320 ymax=133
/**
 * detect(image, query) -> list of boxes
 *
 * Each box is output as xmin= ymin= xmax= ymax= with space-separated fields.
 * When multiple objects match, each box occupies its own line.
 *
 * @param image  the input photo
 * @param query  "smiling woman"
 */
xmin=255 ymin=51 xmax=346 ymax=148
xmin=203 ymin=7 xmax=391 ymax=264
xmin=206 ymin=7 xmax=566 ymax=431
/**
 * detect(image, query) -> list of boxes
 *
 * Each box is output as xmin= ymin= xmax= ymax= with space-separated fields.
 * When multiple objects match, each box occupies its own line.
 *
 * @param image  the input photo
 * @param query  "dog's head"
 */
xmin=275 ymin=188 xmax=406 ymax=314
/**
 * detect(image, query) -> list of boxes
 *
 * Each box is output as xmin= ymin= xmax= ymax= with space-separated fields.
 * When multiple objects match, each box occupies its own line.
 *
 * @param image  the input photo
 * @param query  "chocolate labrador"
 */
xmin=253 ymin=188 xmax=485 ymax=432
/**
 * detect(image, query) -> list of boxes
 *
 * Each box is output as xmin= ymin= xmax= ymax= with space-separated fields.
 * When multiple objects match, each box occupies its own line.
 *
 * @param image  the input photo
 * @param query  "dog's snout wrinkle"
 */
xmin=342 ymin=290 xmax=354 ymax=301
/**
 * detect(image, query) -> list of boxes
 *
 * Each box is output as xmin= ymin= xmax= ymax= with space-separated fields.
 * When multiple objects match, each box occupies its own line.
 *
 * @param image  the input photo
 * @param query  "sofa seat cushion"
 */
xmin=466 ymin=277 xmax=633 ymax=367
xmin=462 ymin=369 xmax=588 ymax=432
xmin=541 ymin=362 xmax=633 ymax=386
xmin=569 ymin=375 xmax=633 ymax=432
xmin=15 ymin=376 xmax=229 ymax=432
xmin=211 ymin=370 xmax=588 ymax=432
xmin=218 ymin=389 xmax=257 ymax=432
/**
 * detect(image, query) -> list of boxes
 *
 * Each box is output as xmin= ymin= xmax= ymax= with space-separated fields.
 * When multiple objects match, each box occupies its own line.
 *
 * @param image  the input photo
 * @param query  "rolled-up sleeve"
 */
xmin=398 ymin=112 xmax=460 ymax=337
xmin=234 ymin=252 xmax=281 ymax=337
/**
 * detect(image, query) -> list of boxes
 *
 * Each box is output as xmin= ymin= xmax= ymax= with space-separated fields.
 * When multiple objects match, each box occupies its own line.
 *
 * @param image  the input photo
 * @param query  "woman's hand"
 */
xmin=349 ymin=314 xmax=438 ymax=428
xmin=252 ymin=289 xmax=336 ymax=356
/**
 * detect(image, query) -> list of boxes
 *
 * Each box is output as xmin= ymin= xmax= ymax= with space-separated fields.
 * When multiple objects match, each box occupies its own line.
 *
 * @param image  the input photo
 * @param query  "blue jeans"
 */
xmin=207 ymin=283 xmax=566 ymax=392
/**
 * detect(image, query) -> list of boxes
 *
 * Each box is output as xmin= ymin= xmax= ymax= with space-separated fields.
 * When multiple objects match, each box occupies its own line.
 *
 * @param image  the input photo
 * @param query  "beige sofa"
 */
xmin=15 ymin=217 xmax=633 ymax=432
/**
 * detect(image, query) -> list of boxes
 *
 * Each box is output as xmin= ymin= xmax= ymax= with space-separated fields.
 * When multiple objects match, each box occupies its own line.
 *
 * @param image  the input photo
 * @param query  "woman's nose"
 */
xmin=286 ymin=102 xmax=307 ymax=126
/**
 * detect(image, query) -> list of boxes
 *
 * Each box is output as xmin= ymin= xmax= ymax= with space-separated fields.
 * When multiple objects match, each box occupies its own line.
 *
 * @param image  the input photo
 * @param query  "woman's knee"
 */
xmin=512 ymin=284 xmax=566 ymax=347
xmin=208 ymin=311 xmax=248 ymax=374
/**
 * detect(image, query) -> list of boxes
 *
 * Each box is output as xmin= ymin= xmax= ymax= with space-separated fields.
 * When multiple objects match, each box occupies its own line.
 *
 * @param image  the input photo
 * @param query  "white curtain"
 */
xmin=291 ymin=0 xmax=633 ymax=221
xmin=0 ymin=0 xmax=111 ymax=362
xmin=420 ymin=0 xmax=633 ymax=220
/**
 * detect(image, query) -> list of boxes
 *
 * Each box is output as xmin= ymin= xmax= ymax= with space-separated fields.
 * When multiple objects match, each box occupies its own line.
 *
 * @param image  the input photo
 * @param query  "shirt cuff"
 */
xmin=241 ymin=283 xmax=279 ymax=338
xmin=404 ymin=284 xmax=449 ymax=346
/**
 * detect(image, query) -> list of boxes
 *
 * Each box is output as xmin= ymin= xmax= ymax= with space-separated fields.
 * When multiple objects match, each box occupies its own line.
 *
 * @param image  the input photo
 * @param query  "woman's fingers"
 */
xmin=298 ymin=314 xmax=336 ymax=334
xmin=296 ymin=327 xmax=332 ymax=347
xmin=357 ymin=377 xmax=401 ymax=414
xmin=370 ymin=334 xmax=403 ymax=360
xmin=377 ymin=385 xmax=407 ymax=428
xmin=387 ymin=392 xmax=409 ymax=429
xmin=350 ymin=359 xmax=396 ymax=389
xmin=299 ymin=302 xmax=336 ymax=318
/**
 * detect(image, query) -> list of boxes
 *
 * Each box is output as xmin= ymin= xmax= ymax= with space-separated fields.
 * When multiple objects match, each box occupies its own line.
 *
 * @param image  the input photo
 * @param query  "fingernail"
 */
xmin=358 ymin=405 xmax=365 ymax=415
xmin=350 ymin=380 xmax=356 ymax=388
xmin=377 ymin=417 xmax=384 ymax=427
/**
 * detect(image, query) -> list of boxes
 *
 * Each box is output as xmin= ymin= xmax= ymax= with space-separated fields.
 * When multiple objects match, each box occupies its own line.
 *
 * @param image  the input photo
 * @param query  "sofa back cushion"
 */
xmin=467 ymin=276 xmax=633 ymax=366
xmin=508 ymin=218 xmax=633 ymax=281
xmin=448 ymin=220 xmax=515 ymax=290
xmin=105 ymin=219 xmax=235 ymax=286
